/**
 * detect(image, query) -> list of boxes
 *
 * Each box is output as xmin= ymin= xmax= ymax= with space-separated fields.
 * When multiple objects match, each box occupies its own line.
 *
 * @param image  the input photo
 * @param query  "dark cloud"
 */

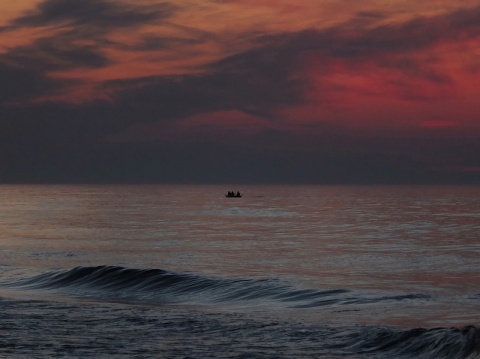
xmin=226 ymin=5 xmax=480 ymax=94
xmin=351 ymin=6 xmax=480 ymax=55
xmin=12 ymin=0 xmax=176 ymax=33
xmin=85 ymin=5 xmax=480 ymax=134
xmin=103 ymin=5 xmax=480 ymax=120
xmin=380 ymin=57 xmax=453 ymax=88
xmin=0 ymin=34 xmax=109 ymax=103
xmin=0 ymin=0 xmax=178 ymax=103
xmin=103 ymin=50 xmax=304 ymax=122
xmin=1 ymin=105 xmax=479 ymax=184
xmin=2 ymin=37 xmax=110 ymax=72
xmin=113 ymin=22 xmax=217 ymax=52
xmin=0 ymin=95 xmax=479 ymax=185
xmin=0 ymin=61 xmax=66 ymax=104
xmin=268 ymin=5 xmax=480 ymax=60
xmin=1 ymin=4 xmax=480 ymax=183
xmin=449 ymin=5 xmax=480 ymax=30
xmin=113 ymin=34 xmax=207 ymax=52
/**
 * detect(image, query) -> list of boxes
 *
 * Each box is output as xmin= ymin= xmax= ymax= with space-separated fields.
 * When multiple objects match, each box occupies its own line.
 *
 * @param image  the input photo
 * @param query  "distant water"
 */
xmin=1 ymin=184 xmax=480 ymax=358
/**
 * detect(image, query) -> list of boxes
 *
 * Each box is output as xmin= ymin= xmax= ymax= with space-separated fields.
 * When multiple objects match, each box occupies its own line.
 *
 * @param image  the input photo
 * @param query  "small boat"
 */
xmin=225 ymin=191 xmax=242 ymax=198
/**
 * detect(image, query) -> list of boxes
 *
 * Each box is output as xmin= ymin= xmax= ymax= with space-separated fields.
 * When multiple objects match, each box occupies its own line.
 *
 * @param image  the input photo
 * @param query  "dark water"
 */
xmin=1 ymin=185 xmax=480 ymax=358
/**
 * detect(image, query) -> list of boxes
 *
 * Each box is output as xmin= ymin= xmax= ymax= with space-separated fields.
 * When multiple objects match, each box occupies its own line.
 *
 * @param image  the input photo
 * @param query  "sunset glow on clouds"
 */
xmin=0 ymin=0 xmax=479 ymax=183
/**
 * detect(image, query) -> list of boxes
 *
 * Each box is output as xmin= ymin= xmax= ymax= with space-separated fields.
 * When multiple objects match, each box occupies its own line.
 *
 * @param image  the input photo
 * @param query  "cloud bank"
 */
xmin=0 ymin=0 xmax=479 ymax=183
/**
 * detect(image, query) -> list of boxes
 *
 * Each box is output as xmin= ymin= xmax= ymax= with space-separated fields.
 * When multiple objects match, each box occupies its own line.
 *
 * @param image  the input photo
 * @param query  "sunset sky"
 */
xmin=1 ymin=0 xmax=480 ymax=183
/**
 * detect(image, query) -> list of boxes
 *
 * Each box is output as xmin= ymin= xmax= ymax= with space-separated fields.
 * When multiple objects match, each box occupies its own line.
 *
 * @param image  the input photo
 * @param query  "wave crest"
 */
xmin=12 ymin=266 xmax=348 ymax=305
xmin=8 ymin=265 xmax=433 ymax=309
xmin=342 ymin=325 xmax=480 ymax=359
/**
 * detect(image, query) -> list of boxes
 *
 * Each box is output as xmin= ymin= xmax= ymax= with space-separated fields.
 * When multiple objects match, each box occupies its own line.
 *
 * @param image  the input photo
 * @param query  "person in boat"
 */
xmin=226 ymin=191 xmax=241 ymax=197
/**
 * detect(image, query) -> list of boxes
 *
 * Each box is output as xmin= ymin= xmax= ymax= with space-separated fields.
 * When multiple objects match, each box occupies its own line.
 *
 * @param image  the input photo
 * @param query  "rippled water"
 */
xmin=1 ymin=184 xmax=480 ymax=358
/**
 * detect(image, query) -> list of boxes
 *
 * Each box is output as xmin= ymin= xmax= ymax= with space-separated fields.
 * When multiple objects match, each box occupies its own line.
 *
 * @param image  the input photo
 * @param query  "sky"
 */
xmin=1 ymin=0 xmax=480 ymax=184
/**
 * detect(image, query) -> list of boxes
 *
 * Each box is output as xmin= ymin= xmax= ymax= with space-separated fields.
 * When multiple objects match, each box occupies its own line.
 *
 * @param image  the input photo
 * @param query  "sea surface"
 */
xmin=1 ymin=184 xmax=480 ymax=358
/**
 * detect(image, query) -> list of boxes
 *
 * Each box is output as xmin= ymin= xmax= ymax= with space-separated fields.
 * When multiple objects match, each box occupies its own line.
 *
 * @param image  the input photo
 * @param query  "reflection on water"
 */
xmin=1 ymin=184 xmax=480 ymax=327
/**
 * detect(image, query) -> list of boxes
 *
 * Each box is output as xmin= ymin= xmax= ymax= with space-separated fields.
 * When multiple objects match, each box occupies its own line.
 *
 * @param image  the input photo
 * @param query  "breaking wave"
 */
xmin=2 ymin=266 xmax=480 ymax=358
xmin=332 ymin=325 xmax=480 ymax=359
xmin=8 ymin=265 xmax=430 ymax=308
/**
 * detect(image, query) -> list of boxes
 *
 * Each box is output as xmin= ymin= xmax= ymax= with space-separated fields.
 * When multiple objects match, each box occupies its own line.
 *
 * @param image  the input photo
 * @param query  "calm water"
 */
xmin=1 ymin=184 xmax=480 ymax=358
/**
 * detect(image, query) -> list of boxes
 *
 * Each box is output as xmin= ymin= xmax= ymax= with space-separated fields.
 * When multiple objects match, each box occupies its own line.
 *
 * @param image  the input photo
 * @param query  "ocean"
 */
xmin=0 ymin=184 xmax=479 ymax=358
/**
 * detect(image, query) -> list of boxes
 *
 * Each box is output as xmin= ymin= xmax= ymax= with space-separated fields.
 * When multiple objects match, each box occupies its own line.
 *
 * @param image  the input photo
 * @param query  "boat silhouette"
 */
xmin=225 ymin=191 xmax=242 ymax=198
